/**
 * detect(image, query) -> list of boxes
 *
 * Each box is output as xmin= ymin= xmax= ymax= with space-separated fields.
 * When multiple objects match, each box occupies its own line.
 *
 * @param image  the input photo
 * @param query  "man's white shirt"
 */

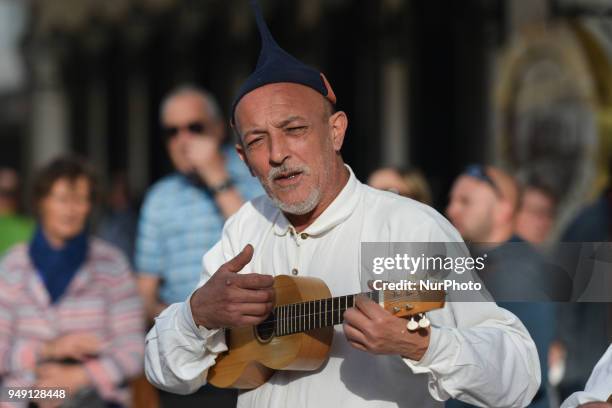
xmin=561 ymin=344 xmax=612 ymax=408
xmin=145 ymin=166 xmax=540 ymax=408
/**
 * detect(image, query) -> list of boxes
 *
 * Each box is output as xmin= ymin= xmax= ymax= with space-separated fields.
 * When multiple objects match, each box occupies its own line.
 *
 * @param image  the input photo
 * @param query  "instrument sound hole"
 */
xmin=254 ymin=311 xmax=276 ymax=343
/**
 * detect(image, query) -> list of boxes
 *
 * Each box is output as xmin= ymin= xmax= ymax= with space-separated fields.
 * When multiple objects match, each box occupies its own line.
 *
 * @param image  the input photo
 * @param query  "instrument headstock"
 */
xmin=379 ymin=289 xmax=445 ymax=319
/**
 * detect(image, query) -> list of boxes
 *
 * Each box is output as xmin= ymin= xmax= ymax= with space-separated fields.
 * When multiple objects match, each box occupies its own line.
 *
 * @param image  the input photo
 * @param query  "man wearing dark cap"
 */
xmin=145 ymin=2 xmax=540 ymax=407
xmin=446 ymin=164 xmax=574 ymax=408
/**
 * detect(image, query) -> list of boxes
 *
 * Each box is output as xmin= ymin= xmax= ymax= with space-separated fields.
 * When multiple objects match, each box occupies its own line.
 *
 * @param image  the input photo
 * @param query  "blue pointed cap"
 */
xmin=231 ymin=0 xmax=336 ymax=124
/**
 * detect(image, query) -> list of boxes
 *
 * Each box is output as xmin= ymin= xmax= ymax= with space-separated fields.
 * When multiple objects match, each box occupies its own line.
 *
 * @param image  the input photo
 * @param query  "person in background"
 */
xmin=515 ymin=176 xmax=558 ymax=245
xmin=550 ymin=159 xmax=612 ymax=403
xmin=136 ymin=84 xmax=262 ymax=321
xmin=0 ymin=167 xmax=34 ymax=255
xmin=97 ymin=171 xmax=138 ymax=267
xmin=367 ymin=166 xmax=432 ymax=205
xmin=0 ymin=156 xmax=144 ymax=408
xmin=135 ymin=85 xmax=262 ymax=407
xmin=446 ymin=164 xmax=569 ymax=408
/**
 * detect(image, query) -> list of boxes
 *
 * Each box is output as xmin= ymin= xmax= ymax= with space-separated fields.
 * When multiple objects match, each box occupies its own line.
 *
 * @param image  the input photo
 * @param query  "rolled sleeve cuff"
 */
xmin=180 ymin=299 xmax=227 ymax=354
xmin=402 ymin=327 xmax=461 ymax=401
xmin=403 ymin=327 xmax=457 ymax=369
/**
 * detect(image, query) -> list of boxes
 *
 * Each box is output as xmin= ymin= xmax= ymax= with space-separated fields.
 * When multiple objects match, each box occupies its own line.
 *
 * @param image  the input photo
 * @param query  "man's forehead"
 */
xmin=454 ymin=175 xmax=489 ymax=195
xmin=237 ymin=83 xmax=324 ymax=117
xmin=53 ymin=176 xmax=90 ymax=189
xmin=163 ymin=93 xmax=209 ymax=120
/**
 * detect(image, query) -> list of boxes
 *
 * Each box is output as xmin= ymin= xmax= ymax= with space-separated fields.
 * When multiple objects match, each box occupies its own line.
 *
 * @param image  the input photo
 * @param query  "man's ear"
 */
xmin=328 ymin=111 xmax=348 ymax=152
xmin=235 ymin=142 xmax=255 ymax=177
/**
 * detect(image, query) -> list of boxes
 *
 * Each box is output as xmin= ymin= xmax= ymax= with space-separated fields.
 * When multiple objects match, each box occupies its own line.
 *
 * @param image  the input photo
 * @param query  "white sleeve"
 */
xmin=561 ymin=345 xmax=612 ymax=408
xmin=144 ymin=299 xmax=227 ymax=394
xmin=403 ymin=301 xmax=541 ymax=408
xmin=144 ymin=236 xmax=234 ymax=394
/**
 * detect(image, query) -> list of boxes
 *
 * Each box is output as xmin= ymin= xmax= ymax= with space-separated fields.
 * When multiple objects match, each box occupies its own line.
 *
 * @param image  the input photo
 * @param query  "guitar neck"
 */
xmin=272 ymin=291 xmax=379 ymax=337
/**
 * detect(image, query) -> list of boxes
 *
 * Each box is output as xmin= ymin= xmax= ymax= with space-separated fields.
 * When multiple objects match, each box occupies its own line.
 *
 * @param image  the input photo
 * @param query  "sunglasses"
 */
xmin=463 ymin=164 xmax=501 ymax=197
xmin=162 ymin=122 xmax=207 ymax=139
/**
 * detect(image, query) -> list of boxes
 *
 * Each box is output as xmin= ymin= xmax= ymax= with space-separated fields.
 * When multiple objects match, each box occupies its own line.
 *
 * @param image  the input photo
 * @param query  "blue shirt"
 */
xmin=135 ymin=145 xmax=263 ymax=304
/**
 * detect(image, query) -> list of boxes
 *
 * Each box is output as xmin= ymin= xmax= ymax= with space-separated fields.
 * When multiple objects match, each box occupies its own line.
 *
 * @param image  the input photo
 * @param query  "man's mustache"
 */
xmin=267 ymin=164 xmax=311 ymax=184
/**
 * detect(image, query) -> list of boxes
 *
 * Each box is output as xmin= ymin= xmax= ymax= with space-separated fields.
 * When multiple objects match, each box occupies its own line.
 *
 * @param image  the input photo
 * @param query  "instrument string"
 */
xmin=254 ymin=290 xmax=442 ymax=335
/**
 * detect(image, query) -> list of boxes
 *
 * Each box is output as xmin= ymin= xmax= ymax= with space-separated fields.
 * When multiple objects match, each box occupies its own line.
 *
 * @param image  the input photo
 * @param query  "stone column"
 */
xmin=126 ymin=73 xmax=150 ymax=197
xmin=124 ymin=20 xmax=151 ymax=197
xmin=380 ymin=60 xmax=409 ymax=167
xmin=28 ymin=43 xmax=70 ymax=169
xmin=86 ymin=75 xmax=109 ymax=177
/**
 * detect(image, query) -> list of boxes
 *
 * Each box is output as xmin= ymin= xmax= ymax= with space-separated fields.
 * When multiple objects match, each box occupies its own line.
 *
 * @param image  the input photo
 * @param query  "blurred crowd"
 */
xmin=0 ymin=85 xmax=610 ymax=408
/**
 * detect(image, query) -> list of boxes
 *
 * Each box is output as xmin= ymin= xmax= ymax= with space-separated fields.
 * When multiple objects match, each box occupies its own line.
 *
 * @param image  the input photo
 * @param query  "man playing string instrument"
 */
xmin=144 ymin=2 xmax=540 ymax=407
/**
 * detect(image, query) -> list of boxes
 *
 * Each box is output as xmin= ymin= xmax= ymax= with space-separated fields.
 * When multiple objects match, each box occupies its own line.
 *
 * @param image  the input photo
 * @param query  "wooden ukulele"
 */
xmin=207 ymin=275 xmax=445 ymax=389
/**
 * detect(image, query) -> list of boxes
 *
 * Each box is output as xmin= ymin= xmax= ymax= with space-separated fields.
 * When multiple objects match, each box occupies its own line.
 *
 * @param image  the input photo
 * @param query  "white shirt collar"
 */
xmin=272 ymin=164 xmax=360 ymax=237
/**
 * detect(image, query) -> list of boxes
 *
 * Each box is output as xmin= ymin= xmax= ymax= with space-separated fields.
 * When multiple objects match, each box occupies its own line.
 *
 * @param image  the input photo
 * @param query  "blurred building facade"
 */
xmin=0 ymin=0 xmax=611 ymax=228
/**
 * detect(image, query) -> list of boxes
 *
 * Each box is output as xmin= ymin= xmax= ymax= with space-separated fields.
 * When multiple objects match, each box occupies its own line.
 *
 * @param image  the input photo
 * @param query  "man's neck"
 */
xmin=285 ymin=165 xmax=350 ymax=233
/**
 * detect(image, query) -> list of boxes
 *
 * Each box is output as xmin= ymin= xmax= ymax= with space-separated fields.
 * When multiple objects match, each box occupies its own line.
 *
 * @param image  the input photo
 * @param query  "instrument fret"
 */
xmin=280 ymin=305 xmax=283 ymax=336
xmin=324 ymin=297 xmax=328 ymax=327
xmin=301 ymin=301 xmax=305 ymax=333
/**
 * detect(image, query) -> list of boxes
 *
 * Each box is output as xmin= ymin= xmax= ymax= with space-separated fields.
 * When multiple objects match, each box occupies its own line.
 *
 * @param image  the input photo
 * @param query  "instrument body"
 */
xmin=208 ymin=275 xmax=444 ymax=389
xmin=208 ymin=275 xmax=333 ymax=388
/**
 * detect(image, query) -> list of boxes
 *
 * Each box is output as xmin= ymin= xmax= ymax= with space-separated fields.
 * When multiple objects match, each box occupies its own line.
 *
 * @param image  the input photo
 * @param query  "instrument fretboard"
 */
xmin=259 ymin=291 xmax=379 ymax=337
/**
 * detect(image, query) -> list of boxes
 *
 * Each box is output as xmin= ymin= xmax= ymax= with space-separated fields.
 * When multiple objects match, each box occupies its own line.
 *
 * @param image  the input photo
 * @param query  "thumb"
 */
xmin=225 ymin=244 xmax=254 ymax=273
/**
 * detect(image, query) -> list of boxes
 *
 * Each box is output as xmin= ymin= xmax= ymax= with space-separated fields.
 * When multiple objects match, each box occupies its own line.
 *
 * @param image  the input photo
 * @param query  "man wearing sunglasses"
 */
xmin=136 ymin=85 xmax=262 ymax=407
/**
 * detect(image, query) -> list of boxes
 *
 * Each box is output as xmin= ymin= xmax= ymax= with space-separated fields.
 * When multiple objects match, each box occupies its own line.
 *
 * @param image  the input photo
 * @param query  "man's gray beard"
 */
xmin=271 ymin=186 xmax=321 ymax=215
xmin=260 ymin=162 xmax=329 ymax=215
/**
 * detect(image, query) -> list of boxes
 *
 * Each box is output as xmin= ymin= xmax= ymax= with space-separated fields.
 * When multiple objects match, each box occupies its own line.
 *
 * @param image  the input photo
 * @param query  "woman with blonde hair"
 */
xmin=367 ymin=166 xmax=433 ymax=205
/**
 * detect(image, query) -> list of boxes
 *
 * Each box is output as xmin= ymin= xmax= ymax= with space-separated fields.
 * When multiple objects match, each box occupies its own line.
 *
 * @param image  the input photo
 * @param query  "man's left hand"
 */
xmin=343 ymin=295 xmax=430 ymax=361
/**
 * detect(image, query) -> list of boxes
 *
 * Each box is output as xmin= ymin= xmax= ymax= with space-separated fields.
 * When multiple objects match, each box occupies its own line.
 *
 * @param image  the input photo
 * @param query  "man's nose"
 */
xmin=268 ymin=131 xmax=290 ymax=165
xmin=176 ymin=128 xmax=194 ymax=141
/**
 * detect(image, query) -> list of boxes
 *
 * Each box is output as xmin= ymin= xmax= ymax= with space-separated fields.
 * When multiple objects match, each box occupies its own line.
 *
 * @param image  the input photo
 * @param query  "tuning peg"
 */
xmin=407 ymin=318 xmax=419 ymax=331
xmin=393 ymin=306 xmax=400 ymax=313
xmin=419 ymin=315 xmax=430 ymax=328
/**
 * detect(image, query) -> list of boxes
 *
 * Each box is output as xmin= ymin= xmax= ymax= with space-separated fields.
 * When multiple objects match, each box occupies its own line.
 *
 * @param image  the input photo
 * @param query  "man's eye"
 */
xmin=286 ymin=126 xmax=306 ymax=133
xmin=247 ymin=137 xmax=263 ymax=147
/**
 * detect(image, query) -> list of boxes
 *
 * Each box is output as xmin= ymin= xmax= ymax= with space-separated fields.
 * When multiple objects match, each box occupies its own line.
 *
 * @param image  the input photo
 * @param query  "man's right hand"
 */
xmin=190 ymin=244 xmax=274 ymax=329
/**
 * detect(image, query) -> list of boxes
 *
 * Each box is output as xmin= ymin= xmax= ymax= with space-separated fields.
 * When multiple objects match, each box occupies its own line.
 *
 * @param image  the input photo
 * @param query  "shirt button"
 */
xmin=300 ymin=233 xmax=308 ymax=239
xmin=291 ymin=268 xmax=299 ymax=275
